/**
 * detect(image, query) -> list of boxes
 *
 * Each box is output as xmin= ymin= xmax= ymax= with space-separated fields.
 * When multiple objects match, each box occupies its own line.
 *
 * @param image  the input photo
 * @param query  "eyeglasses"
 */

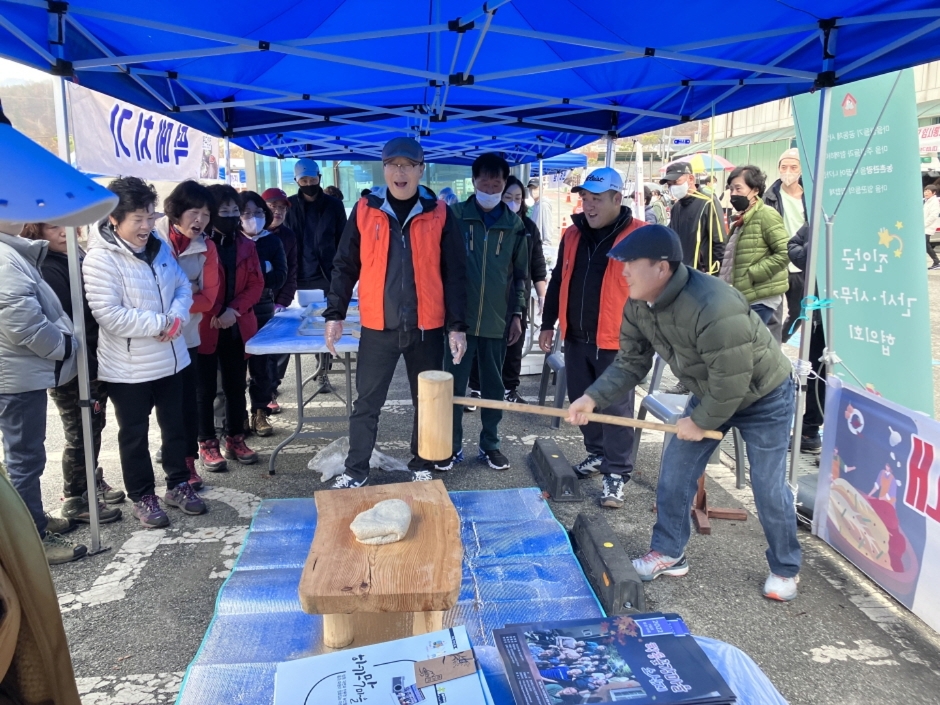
xmin=268 ymin=204 xmax=288 ymax=213
xmin=241 ymin=211 xmax=264 ymax=220
xmin=383 ymin=161 xmax=422 ymax=173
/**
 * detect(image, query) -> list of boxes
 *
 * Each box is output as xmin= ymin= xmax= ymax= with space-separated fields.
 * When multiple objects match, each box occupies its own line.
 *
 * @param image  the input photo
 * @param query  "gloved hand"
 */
xmin=325 ymin=320 xmax=343 ymax=357
xmin=448 ymin=330 xmax=467 ymax=365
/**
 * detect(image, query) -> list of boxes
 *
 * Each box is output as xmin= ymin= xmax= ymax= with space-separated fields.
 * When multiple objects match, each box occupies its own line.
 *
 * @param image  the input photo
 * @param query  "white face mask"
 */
xmin=780 ymin=172 xmax=800 ymax=187
xmin=670 ymin=182 xmax=689 ymax=200
xmin=475 ymin=190 xmax=503 ymax=210
xmin=506 ymin=200 xmax=521 ymax=213
xmin=242 ymin=216 xmax=265 ymax=236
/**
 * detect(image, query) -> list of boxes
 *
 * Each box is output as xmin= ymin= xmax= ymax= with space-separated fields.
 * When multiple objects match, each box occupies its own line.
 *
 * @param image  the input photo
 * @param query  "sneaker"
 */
xmin=186 ymin=457 xmax=204 ymax=491
xmin=61 ymin=493 xmax=122 ymax=524
xmin=224 ymin=434 xmax=258 ymax=464
xmin=661 ymin=381 xmax=689 ymax=395
xmin=250 ymin=409 xmax=274 ymax=437
xmin=800 ymin=434 xmax=822 ymax=455
xmin=331 ymin=473 xmax=369 ymax=489
xmin=504 ymin=389 xmax=528 ymax=404
xmin=164 ymin=482 xmax=207 ymax=515
xmin=574 ymin=453 xmax=604 ymax=478
xmin=267 ymin=395 xmax=281 ymax=415
xmin=601 ymin=474 xmax=625 ymax=508
xmin=929 ymin=263 xmax=940 ymax=271
xmin=478 ymin=447 xmax=510 ymax=471
xmin=44 ymin=513 xmax=77 ymax=535
xmin=632 ymin=551 xmax=689 ymax=582
xmin=433 ymin=450 xmax=464 ymax=471
xmin=43 ymin=532 xmax=87 ymax=565
xmin=132 ymin=495 xmax=170 ymax=529
xmin=411 ymin=469 xmax=433 ymax=482
xmin=464 ymin=389 xmax=481 ymax=413
xmin=96 ymin=467 xmax=126 ymax=504
xmin=763 ymin=573 xmax=800 ymax=601
xmin=199 ymin=439 xmax=228 ymax=472
xmin=154 ymin=447 xmax=163 ymax=464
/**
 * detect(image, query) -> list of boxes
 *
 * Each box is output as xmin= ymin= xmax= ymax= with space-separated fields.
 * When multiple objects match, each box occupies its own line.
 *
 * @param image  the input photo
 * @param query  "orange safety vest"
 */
xmin=557 ymin=220 xmax=643 ymax=350
xmin=356 ymin=198 xmax=447 ymax=331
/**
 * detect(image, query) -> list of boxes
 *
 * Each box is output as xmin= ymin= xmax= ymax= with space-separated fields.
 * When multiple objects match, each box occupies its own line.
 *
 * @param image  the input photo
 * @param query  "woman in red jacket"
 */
xmin=196 ymin=185 xmax=264 ymax=470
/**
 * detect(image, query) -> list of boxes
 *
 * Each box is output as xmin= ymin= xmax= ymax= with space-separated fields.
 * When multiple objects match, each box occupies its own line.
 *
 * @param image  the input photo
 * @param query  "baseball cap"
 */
xmin=572 ymin=167 xmax=623 ymax=195
xmin=607 ymin=224 xmax=684 ymax=263
xmin=778 ymin=147 xmax=800 ymax=166
xmin=261 ymin=187 xmax=290 ymax=205
xmin=660 ymin=161 xmax=693 ymax=184
xmin=294 ymin=158 xmax=321 ymax=180
xmin=382 ymin=137 xmax=424 ymax=164
xmin=526 ymin=178 xmax=540 ymax=188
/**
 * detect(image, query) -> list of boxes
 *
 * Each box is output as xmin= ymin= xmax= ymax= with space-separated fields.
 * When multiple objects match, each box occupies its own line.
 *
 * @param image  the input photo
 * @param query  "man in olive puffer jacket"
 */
xmin=567 ymin=224 xmax=802 ymax=602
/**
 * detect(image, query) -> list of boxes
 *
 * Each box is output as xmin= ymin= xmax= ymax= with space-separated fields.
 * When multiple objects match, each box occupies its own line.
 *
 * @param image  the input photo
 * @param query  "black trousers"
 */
xmin=48 ymin=378 xmax=108 ymax=497
xmin=565 ymin=338 xmax=636 ymax=477
xmin=782 ymin=271 xmax=804 ymax=344
xmin=248 ymin=313 xmax=275 ymax=412
xmin=179 ymin=347 xmax=200 ymax=458
xmin=345 ymin=327 xmax=445 ymax=480
xmin=928 ymin=234 xmax=939 ymax=266
xmin=109 ymin=370 xmax=189 ymax=502
xmin=803 ymin=314 xmax=826 ymax=433
xmin=273 ymin=354 xmax=290 ymax=394
xmin=197 ymin=327 xmax=248 ymax=440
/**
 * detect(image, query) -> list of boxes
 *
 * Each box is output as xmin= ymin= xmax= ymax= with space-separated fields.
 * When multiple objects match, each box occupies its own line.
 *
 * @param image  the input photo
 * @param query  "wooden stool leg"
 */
xmin=413 ymin=611 xmax=444 ymax=636
xmin=323 ymin=613 xmax=354 ymax=649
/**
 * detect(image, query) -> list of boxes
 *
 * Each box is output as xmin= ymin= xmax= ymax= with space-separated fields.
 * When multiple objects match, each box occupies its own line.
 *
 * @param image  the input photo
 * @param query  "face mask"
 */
xmin=299 ymin=184 xmax=321 ymax=198
xmin=242 ymin=216 xmax=265 ymax=236
xmin=780 ymin=172 xmax=800 ymax=187
xmin=475 ymin=190 xmax=503 ymax=210
xmin=730 ymin=194 xmax=752 ymax=212
xmin=505 ymin=200 xmax=521 ymax=213
xmin=670 ymin=182 xmax=689 ymax=200
xmin=215 ymin=215 xmax=239 ymax=236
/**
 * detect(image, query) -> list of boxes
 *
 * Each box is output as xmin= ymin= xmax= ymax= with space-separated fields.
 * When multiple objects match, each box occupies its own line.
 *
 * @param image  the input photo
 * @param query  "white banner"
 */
xmin=68 ymin=83 xmax=210 ymax=181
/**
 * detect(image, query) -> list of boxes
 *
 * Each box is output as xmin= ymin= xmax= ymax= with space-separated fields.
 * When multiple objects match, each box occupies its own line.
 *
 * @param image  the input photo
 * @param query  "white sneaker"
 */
xmin=411 ymin=470 xmax=433 ymax=482
xmin=330 ymin=473 xmax=369 ymax=489
xmin=573 ymin=453 xmax=603 ymax=478
xmin=763 ymin=573 xmax=799 ymax=601
xmin=632 ymin=551 xmax=690 ymax=582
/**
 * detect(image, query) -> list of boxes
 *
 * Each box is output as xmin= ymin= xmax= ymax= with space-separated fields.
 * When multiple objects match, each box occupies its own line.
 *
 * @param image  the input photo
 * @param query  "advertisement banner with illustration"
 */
xmin=814 ymin=378 xmax=940 ymax=633
xmin=68 ymin=83 xmax=218 ymax=181
xmin=793 ymin=70 xmax=933 ymax=415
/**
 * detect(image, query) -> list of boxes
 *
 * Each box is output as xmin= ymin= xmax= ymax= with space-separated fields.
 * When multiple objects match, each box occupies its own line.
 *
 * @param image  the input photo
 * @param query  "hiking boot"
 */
xmin=186 ymin=457 xmax=204 ymax=491
xmin=632 ymin=551 xmax=690 ymax=582
xmin=574 ymin=453 xmax=604 ymax=478
xmin=800 ymin=433 xmax=822 ymax=455
xmin=331 ymin=473 xmax=369 ymax=489
xmin=43 ymin=532 xmax=87 ymax=565
xmin=433 ymin=450 xmax=464 ymax=472
xmin=464 ymin=389 xmax=481 ymax=413
xmin=411 ymin=469 xmax=433 ymax=482
xmin=763 ymin=573 xmax=800 ymax=602
xmin=224 ymin=434 xmax=258 ymax=465
xmin=250 ymin=409 xmax=274 ymax=437
xmin=44 ymin=513 xmax=77 ymax=535
xmin=164 ymin=482 xmax=207 ymax=515
xmin=96 ymin=467 xmax=126 ymax=504
xmin=132 ymin=495 xmax=170 ymax=529
xmin=601 ymin=474 xmax=626 ymax=508
xmin=61 ymin=493 xmax=122 ymax=524
xmin=478 ymin=447 xmax=510 ymax=471
xmin=504 ymin=389 xmax=528 ymax=404
xmin=199 ymin=439 xmax=228 ymax=472
xmin=661 ymin=381 xmax=689 ymax=395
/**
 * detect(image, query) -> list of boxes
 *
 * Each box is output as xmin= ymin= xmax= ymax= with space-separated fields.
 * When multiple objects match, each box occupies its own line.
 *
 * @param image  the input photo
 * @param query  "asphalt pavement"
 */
xmin=25 ymin=270 xmax=940 ymax=704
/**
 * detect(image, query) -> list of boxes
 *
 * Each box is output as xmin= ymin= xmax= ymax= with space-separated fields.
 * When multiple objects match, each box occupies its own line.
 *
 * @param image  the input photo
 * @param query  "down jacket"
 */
xmin=719 ymin=198 xmax=790 ymax=303
xmin=585 ymin=264 xmax=792 ymax=431
xmin=83 ymin=224 xmax=192 ymax=384
xmin=0 ymin=232 xmax=77 ymax=394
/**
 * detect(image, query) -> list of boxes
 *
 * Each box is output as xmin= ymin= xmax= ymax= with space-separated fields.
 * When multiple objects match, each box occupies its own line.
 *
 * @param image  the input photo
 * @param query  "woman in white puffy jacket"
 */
xmin=83 ymin=177 xmax=207 ymax=529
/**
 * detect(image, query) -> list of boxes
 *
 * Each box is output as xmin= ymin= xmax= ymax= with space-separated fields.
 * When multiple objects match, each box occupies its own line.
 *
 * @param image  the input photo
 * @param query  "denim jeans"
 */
xmin=651 ymin=375 xmax=801 ymax=577
xmin=0 ymin=390 xmax=49 ymax=536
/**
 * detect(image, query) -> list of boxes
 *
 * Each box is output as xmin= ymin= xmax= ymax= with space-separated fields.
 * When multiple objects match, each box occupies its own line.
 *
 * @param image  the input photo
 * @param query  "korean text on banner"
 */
xmin=792 ymin=70 xmax=933 ymax=415
xmin=814 ymin=378 xmax=940 ymax=633
xmin=67 ymin=83 xmax=204 ymax=181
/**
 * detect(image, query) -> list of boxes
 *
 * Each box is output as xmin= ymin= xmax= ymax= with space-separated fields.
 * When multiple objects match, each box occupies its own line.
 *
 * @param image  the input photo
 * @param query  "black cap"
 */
xmin=526 ymin=178 xmax=539 ymax=188
xmin=607 ymin=224 xmax=684 ymax=263
xmin=659 ymin=160 xmax=693 ymax=184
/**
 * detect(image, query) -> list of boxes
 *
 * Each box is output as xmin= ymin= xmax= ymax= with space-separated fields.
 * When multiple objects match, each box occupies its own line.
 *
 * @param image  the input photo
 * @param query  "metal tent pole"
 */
xmin=538 ymin=156 xmax=545 ymax=241
xmin=224 ymin=137 xmax=232 ymax=184
xmin=605 ymin=135 xmax=615 ymax=168
xmin=54 ymin=76 xmax=105 ymax=554
xmin=634 ymin=139 xmax=644 ymax=216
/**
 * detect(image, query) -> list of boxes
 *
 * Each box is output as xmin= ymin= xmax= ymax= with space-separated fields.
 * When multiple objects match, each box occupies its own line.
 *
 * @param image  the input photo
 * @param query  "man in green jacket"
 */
xmin=440 ymin=153 xmax=528 ymax=471
xmin=567 ymin=224 xmax=802 ymax=602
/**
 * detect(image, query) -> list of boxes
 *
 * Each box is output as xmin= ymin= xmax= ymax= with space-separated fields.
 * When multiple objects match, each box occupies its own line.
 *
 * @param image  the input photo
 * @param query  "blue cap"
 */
xmin=608 ymin=224 xmax=684 ymax=263
xmin=294 ymin=158 xmax=321 ymax=180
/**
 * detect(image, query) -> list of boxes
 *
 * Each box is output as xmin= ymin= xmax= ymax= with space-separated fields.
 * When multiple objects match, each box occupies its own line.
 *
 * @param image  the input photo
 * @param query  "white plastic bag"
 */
xmin=307 ymin=437 xmax=409 ymax=482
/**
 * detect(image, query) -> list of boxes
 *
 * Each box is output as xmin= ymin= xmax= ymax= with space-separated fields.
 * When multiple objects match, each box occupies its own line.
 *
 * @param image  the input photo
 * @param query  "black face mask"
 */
xmin=730 ymin=195 xmax=752 ymax=213
xmin=299 ymin=184 xmax=322 ymax=199
xmin=214 ymin=215 xmax=240 ymax=236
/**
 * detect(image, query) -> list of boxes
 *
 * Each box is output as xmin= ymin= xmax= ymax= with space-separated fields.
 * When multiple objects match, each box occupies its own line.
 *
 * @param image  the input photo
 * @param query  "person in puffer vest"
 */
xmin=324 ymin=137 xmax=468 ymax=488
xmin=84 ymin=177 xmax=207 ymax=530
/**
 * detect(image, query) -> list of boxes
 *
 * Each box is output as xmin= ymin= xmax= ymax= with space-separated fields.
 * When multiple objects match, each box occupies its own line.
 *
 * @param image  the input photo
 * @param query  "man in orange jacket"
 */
xmin=324 ymin=138 xmax=468 ymax=488
xmin=539 ymin=168 xmax=643 ymax=509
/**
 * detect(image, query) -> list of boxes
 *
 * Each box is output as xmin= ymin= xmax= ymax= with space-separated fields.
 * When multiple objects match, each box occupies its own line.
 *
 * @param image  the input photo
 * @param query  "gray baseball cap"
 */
xmin=382 ymin=137 xmax=424 ymax=164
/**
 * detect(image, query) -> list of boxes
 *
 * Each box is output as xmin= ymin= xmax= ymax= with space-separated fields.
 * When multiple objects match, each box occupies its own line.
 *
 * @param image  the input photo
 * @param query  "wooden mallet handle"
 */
xmin=454 ymin=396 xmax=724 ymax=440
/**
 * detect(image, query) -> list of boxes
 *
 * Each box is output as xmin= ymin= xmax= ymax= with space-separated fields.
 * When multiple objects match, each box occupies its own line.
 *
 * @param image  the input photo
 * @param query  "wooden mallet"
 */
xmin=417 ymin=371 xmax=722 ymax=461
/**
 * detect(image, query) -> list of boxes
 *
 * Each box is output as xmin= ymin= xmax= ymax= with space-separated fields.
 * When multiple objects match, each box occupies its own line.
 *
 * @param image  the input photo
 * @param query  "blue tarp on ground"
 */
xmin=0 ymin=1 xmax=938 ymax=163
xmin=175 ymin=488 xmax=787 ymax=705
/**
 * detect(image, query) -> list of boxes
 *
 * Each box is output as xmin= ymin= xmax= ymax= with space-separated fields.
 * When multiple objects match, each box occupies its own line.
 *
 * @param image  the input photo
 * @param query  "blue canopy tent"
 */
xmin=530 ymin=153 xmax=587 ymax=176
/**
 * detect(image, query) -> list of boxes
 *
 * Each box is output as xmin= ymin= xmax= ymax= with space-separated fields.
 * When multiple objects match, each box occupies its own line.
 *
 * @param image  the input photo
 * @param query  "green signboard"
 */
xmin=793 ymin=70 xmax=933 ymax=415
